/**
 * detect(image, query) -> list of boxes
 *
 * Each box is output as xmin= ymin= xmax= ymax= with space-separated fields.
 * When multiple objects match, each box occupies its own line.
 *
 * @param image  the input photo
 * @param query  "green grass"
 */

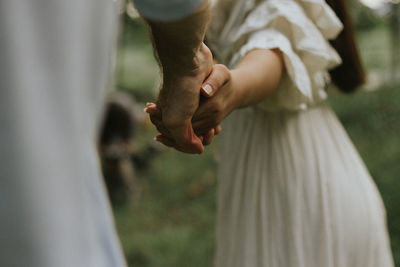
xmin=113 ymin=20 xmax=400 ymax=266
xmin=114 ymin=147 xmax=218 ymax=267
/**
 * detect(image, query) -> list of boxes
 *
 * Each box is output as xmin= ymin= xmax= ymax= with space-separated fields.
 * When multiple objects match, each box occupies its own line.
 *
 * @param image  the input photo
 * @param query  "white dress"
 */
xmin=206 ymin=0 xmax=394 ymax=266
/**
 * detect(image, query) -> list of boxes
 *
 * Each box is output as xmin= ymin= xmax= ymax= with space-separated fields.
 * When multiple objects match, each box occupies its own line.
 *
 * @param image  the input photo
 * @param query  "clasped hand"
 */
xmin=145 ymin=43 xmax=236 ymax=154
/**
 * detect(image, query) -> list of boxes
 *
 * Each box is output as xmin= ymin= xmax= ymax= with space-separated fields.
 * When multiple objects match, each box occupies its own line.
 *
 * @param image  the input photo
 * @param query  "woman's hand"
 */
xmin=192 ymin=64 xmax=238 ymax=135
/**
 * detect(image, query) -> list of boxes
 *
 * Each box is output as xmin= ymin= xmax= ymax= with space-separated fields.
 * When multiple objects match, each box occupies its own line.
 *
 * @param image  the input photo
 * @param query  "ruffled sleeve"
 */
xmin=208 ymin=0 xmax=343 ymax=111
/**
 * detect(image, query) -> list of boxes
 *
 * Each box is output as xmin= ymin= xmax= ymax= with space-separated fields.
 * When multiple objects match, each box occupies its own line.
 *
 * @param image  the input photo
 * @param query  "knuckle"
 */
xmin=216 ymin=64 xmax=228 ymax=72
xmin=209 ymin=65 xmax=230 ymax=88
xmin=216 ymin=64 xmax=230 ymax=77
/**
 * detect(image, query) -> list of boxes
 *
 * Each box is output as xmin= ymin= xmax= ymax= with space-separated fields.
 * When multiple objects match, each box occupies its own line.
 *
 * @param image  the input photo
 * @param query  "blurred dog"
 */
xmin=99 ymin=92 xmax=160 ymax=205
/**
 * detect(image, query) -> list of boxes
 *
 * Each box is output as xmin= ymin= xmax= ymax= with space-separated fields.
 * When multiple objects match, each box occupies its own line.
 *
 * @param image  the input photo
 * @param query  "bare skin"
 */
xmin=142 ymin=0 xmax=217 ymax=154
xmin=147 ymin=48 xmax=285 ymax=149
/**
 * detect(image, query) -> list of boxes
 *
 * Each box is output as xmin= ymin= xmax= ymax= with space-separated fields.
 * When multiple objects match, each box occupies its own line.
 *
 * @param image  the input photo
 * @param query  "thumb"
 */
xmin=168 ymin=121 xmax=204 ymax=154
xmin=200 ymin=64 xmax=231 ymax=98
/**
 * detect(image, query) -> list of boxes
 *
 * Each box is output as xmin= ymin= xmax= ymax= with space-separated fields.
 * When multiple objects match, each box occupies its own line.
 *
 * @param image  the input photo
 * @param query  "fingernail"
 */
xmin=202 ymin=84 xmax=213 ymax=96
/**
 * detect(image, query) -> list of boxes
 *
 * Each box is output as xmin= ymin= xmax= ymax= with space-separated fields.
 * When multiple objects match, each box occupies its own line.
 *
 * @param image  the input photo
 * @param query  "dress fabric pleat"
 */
xmin=215 ymin=104 xmax=394 ymax=267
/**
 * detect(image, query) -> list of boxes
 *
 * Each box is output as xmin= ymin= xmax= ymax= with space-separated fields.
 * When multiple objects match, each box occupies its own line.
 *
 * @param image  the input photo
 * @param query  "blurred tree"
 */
xmin=350 ymin=0 xmax=386 ymax=30
xmin=389 ymin=2 xmax=400 ymax=82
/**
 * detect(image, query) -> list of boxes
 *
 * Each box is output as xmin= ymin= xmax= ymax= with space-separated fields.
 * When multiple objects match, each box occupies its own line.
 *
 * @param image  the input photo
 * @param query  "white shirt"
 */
xmin=0 ymin=0 xmax=201 ymax=266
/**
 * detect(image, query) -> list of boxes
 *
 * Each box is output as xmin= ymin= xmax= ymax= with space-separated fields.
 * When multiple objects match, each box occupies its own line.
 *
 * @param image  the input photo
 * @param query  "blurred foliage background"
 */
xmin=108 ymin=1 xmax=400 ymax=266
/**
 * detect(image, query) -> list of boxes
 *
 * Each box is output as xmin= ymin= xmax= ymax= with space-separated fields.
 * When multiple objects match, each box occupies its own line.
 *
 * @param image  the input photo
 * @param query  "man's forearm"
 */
xmin=144 ymin=0 xmax=211 ymax=77
xmin=135 ymin=0 xmax=213 ymax=154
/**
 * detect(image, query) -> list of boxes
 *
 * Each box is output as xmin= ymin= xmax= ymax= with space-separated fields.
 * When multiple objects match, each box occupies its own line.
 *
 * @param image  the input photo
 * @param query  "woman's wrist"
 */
xmin=229 ymin=69 xmax=250 ymax=109
xmin=228 ymin=49 xmax=285 ymax=110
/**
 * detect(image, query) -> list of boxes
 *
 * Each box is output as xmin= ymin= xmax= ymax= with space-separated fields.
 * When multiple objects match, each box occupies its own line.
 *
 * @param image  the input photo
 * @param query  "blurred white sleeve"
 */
xmin=0 ymin=0 xmax=126 ymax=266
xmin=133 ymin=0 xmax=203 ymax=21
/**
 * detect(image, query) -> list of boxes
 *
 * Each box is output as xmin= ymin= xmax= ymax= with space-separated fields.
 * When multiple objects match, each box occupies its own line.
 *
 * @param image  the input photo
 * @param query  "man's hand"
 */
xmin=140 ymin=0 xmax=212 ymax=154
xmin=153 ymin=43 xmax=213 ymax=154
